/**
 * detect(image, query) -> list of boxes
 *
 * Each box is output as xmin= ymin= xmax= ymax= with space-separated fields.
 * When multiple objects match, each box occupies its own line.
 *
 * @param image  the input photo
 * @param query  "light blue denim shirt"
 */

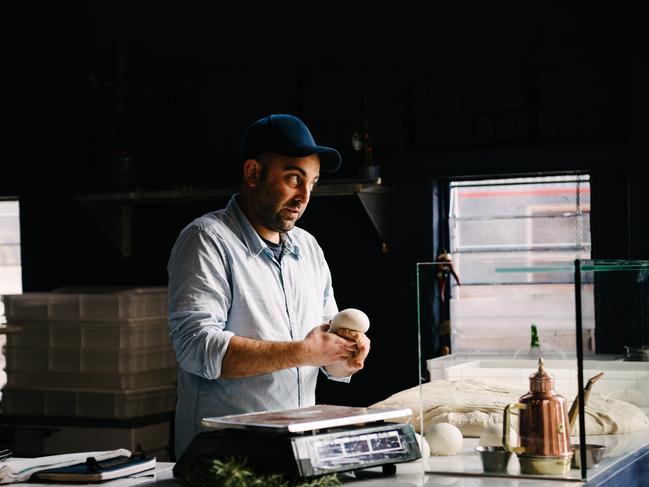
xmin=167 ymin=194 xmax=342 ymax=457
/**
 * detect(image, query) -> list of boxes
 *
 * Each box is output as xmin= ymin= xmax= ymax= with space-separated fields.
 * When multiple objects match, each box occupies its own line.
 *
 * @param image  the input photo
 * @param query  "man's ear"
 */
xmin=243 ymin=158 xmax=262 ymax=187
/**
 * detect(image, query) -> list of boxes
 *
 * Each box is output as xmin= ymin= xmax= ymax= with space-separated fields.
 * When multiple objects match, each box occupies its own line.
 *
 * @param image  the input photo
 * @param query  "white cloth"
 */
xmin=372 ymin=378 xmax=649 ymax=437
xmin=0 ymin=448 xmax=130 ymax=484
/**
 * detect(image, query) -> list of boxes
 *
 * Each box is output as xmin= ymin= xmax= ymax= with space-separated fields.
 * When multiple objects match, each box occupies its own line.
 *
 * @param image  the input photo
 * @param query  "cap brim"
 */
xmin=314 ymin=146 xmax=342 ymax=172
xmin=280 ymin=145 xmax=341 ymax=172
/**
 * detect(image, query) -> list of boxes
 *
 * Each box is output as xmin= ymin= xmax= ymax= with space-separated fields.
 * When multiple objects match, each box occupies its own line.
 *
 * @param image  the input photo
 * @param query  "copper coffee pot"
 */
xmin=503 ymin=358 xmax=573 ymax=475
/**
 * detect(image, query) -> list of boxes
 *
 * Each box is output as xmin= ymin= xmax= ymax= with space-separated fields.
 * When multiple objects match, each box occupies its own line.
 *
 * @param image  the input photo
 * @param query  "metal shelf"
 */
xmin=75 ymin=179 xmax=391 ymax=257
xmin=75 ymin=178 xmax=385 ymax=202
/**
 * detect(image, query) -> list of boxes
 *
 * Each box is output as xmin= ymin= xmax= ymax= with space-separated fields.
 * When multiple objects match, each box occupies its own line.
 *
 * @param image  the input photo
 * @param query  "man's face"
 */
xmin=253 ymin=153 xmax=320 ymax=235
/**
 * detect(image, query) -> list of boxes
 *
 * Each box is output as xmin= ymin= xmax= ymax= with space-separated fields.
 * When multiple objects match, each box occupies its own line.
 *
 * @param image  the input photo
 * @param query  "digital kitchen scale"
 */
xmin=173 ymin=404 xmax=421 ymax=480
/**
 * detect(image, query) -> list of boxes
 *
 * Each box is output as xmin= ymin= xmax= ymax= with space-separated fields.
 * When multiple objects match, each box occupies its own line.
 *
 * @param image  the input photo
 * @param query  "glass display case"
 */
xmin=407 ymin=259 xmax=649 ymax=482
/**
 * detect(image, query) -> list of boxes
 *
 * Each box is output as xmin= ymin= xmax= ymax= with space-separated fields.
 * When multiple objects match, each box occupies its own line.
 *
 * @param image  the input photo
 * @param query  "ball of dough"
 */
xmin=329 ymin=308 xmax=370 ymax=333
xmin=478 ymin=421 xmax=518 ymax=447
xmin=414 ymin=432 xmax=431 ymax=459
xmin=425 ymin=423 xmax=463 ymax=456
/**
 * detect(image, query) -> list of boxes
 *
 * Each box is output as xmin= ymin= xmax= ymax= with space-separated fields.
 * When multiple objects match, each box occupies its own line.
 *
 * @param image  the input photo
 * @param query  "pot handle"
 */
xmin=503 ymin=403 xmax=526 ymax=454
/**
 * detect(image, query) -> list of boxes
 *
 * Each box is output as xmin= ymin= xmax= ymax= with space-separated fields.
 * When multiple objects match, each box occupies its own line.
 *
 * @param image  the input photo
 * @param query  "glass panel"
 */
xmin=456 ymin=253 xmax=579 ymax=284
xmin=574 ymin=259 xmax=649 ymax=482
xmin=413 ymin=259 xmax=649 ymax=483
xmin=447 ymin=258 xmax=593 ymax=355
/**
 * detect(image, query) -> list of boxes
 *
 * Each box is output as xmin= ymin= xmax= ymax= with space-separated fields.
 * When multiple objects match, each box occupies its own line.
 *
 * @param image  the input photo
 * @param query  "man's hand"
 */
xmin=324 ymin=328 xmax=371 ymax=377
xmin=220 ymin=324 xmax=370 ymax=379
xmin=300 ymin=324 xmax=359 ymax=366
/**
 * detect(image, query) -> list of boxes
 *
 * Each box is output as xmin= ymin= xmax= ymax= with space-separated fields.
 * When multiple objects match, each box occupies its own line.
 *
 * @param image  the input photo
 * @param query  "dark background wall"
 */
xmin=2 ymin=2 xmax=648 ymax=407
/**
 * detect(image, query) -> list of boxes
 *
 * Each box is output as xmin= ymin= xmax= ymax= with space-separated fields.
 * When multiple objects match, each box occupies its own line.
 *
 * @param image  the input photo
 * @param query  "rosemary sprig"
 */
xmin=182 ymin=457 xmax=341 ymax=487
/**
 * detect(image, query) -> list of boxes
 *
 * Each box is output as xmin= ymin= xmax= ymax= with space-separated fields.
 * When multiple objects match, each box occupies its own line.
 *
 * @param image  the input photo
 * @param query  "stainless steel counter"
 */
xmin=8 ymin=432 xmax=649 ymax=487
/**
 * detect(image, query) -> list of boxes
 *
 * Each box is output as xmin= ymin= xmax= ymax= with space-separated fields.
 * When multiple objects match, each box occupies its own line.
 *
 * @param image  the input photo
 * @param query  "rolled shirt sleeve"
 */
xmin=167 ymin=225 xmax=234 ymax=380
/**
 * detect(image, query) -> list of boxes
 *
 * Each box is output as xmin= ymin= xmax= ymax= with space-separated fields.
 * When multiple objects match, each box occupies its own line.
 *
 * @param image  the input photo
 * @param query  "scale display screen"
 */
xmin=315 ymin=430 xmax=404 ymax=463
xmin=292 ymin=423 xmax=420 ymax=476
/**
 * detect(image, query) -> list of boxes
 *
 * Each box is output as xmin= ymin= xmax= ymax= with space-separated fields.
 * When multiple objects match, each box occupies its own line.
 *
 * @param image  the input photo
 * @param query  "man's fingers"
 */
xmin=357 ymin=341 xmax=370 ymax=359
xmin=333 ymin=328 xmax=359 ymax=339
xmin=347 ymin=357 xmax=365 ymax=370
xmin=323 ymin=326 xmax=370 ymax=372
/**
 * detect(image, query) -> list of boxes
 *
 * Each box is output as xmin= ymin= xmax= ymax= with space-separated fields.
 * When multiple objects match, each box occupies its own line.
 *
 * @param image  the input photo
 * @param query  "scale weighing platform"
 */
xmin=173 ymin=404 xmax=421 ymax=480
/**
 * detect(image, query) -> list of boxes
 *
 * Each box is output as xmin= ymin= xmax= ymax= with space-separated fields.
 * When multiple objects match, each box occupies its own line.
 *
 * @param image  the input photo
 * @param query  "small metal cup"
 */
xmin=475 ymin=446 xmax=512 ymax=473
xmin=571 ymin=444 xmax=606 ymax=469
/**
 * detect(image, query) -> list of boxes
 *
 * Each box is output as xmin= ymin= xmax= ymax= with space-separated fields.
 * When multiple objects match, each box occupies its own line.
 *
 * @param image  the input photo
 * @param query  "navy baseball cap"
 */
xmin=240 ymin=114 xmax=341 ymax=172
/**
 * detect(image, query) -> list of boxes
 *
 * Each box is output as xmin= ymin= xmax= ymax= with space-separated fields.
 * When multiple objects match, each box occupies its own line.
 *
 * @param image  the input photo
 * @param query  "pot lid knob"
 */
xmin=529 ymin=357 xmax=554 ymax=392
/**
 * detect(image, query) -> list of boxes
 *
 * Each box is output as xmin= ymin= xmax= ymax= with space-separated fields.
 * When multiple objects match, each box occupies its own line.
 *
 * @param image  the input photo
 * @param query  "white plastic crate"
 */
xmin=5 ymin=318 xmax=171 ymax=350
xmin=1 ymin=287 xmax=168 ymax=321
xmin=5 ymin=420 xmax=171 ymax=460
xmin=6 ymin=368 xmax=177 ymax=390
xmin=5 ymin=345 xmax=177 ymax=373
xmin=40 ymin=421 xmax=171 ymax=460
xmin=1 ymin=385 xmax=176 ymax=419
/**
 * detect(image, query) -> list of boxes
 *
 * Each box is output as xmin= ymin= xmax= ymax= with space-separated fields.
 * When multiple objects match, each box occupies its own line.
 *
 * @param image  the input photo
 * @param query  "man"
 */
xmin=167 ymin=114 xmax=371 ymax=458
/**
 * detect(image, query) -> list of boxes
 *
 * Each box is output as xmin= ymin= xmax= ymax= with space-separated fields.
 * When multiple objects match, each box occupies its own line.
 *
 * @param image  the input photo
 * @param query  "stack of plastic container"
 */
xmin=0 ymin=287 xmax=176 ymax=457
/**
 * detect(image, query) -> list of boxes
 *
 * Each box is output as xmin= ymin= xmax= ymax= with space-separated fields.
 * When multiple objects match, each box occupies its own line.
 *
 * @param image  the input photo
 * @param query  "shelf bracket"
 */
xmin=356 ymin=186 xmax=391 ymax=250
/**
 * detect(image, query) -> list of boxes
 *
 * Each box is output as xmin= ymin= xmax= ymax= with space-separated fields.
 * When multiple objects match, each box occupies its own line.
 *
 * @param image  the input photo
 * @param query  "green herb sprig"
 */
xmin=182 ymin=457 xmax=341 ymax=487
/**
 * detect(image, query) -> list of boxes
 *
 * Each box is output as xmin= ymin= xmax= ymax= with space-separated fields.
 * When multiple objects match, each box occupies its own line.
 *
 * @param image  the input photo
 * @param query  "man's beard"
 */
xmin=255 ymin=182 xmax=301 ymax=233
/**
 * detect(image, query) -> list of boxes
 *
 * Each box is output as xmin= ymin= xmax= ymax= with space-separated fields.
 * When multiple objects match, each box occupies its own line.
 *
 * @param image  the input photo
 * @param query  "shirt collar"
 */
xmin=226 ymin=194 xmax=300 ymax=259
xmin=281 ymin=231 xmax=299 ymax=258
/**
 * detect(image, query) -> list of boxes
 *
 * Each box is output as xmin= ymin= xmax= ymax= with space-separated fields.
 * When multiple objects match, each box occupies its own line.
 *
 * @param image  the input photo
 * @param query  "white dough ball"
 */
xmin=479 ymin=421 xmax=518 ymax=447
xmin=329 ymin=308 xmax=370 ymax=333
xmin=425 ymin=422 xmax=463 ymax=456
xmin=414 ymin=432 xmax=431 ymax=459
